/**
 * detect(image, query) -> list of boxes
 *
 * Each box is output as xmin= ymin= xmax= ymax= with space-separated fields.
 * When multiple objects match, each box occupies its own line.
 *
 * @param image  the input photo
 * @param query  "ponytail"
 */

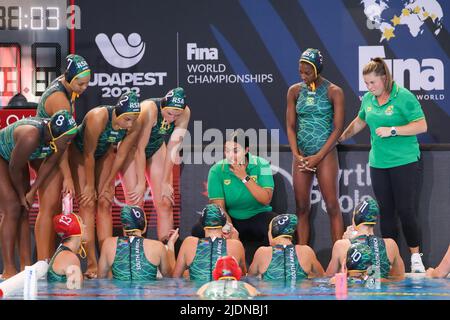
xmin=363 ymin=57 xmax=393 ymax=93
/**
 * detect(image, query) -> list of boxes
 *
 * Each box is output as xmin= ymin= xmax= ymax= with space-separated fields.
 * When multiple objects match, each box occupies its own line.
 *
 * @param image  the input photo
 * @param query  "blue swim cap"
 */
xmin=300 ymin=48 xmax=323 ymax=78
xmin=115 ymin=91 xmax=140 ymax=118
xmin=163 ymin=87 xmax=186 ymax=110
xmin=353 ymin=197 xmax=379 ymax=228
xmin=121 ymin=205 xmax=147 ymax=233
xmin=201 ymin=204 xmax=227 ymax=229
xmin=49 ymin=110 xmax=78 ymax=139
xmin=270 ymin=214 xmax=298 ymax=239
xmin=65 ymin=54 xmax=91 ymax=84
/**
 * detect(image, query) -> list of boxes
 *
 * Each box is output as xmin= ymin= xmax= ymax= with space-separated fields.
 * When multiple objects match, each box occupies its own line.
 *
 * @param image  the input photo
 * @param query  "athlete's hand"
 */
xmin=426 ymin=268 xmax=437 ymax=278
xmin=343 ymin=226 xmax=358 ymax=240
xmin=295 ymin=155 xmax=314 ymax=173
xmin=375 ymin=127 xmax=391 ymax=138
xmin=20 ymin=190 xmax=36 ymax=210
xmin=98 ymin=184 xmax=115 ymax=204
xmin=79 ymin=185 xmax=97 ymax=206
xmin=166 ymin=228 xmax=179 ymax=251
xmin=161 ymin=183 xmax=175 ymax=205
xmin=62 ymin=178 xmax=75 ymax=197
xmin=222 ymin=223 xmax=239 ymax=240
xmin=129 ymin=183 xmax=146 ymax=205
xmin=301 ymin=154 xmax=322 ymax=172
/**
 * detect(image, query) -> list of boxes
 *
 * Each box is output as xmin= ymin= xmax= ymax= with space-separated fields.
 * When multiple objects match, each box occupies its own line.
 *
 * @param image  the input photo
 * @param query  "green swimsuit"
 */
xmin=0 ymin=118 xmax=53 ymax=161
xmin=111 ymin=236 xmax=158 ymax=281
xmin=74 ymin=106 xmax=127 ymax=159
xmin=262 ymin=245 xmax=307 ymax=282
xmin=47 ymin=245 xmax=73 ymax=283
xmin=189 ymin=237 xmax=227 ymax=282
xmin=350 ymin=235 xmax=391 ymax=278
xmin=295 ymin=79 xmax=334 ymax=156
xmin=36 ymin=77 xmax=73 ymax=118
xmin=144 ymin=98 xmax=175 ymax=159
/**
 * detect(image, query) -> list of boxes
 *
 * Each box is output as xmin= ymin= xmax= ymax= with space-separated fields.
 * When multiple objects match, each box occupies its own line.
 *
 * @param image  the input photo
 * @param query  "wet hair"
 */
xmin=362 ymin=57 xmax=393 ymax=93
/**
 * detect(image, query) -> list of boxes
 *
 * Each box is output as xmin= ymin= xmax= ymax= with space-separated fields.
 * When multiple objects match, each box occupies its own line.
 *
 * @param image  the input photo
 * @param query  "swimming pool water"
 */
xmin=1 ymin=274 xmax=449 ymax=300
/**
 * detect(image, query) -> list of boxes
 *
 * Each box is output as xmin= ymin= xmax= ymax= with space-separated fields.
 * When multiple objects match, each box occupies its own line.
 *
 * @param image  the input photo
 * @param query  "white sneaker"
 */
xmin=411 ymin=253 xmax=425 ymax=273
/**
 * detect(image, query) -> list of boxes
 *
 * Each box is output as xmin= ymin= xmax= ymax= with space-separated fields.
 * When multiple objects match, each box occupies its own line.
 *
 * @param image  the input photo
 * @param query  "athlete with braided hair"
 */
xmin=286 ymin=48 xmax=345 ymax=245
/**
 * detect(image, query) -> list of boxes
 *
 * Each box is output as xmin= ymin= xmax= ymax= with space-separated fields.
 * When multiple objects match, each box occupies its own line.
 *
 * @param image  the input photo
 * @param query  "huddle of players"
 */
xmin=49 ymin=196 xmax=413 ymax=298
xmin=0 ymin=53 xmax=190 ymax=280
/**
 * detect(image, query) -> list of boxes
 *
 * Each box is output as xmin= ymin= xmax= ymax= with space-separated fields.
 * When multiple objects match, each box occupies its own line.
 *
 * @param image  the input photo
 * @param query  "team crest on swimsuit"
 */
xmin=224 ymin=179 xmax=231 ymax=185
xmin=306 ymin=96 xmax=315 ymax=106
xmin=367 ymin=106 xmax=372 ymax=112
xmin=385 ymin=105 xmax=394 ymax=116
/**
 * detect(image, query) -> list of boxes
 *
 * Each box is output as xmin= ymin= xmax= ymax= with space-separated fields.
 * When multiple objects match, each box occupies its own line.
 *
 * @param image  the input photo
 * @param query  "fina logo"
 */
xmin=95 ymin=33 xmax=146 ymax=69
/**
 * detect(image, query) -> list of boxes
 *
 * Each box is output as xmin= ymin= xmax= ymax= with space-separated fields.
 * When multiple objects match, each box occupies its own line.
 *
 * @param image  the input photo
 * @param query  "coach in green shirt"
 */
xmin=339 ymin=57 xmax=427 ymax=273
xmin=192 ymin=131 xmax=276 ymax=266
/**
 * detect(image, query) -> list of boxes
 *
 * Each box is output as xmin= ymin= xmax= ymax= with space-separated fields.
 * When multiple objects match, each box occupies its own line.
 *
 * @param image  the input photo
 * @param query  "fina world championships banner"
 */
xmin=74 ymin=0 xmax=449 ymax=143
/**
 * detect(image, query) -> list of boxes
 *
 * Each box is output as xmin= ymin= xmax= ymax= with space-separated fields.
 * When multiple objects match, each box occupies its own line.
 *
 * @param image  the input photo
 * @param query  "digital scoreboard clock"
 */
xmin=0 ymin=0 xmax=69 ymax=106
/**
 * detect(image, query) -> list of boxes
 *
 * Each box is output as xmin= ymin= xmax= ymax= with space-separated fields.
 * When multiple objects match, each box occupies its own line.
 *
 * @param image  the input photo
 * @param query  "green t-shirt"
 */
xmin=358 ymin=82 xmax=425 ymax=169
xmin=207 ymin=153 xmax=274 ymax=220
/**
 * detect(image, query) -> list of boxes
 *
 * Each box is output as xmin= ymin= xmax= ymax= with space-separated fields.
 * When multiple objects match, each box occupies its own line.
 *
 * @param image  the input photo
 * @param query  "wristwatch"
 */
xmin=390 ymin=127 xmax=397 ymax=137
xmin=242 ymin=175 xmax=251 ymax=184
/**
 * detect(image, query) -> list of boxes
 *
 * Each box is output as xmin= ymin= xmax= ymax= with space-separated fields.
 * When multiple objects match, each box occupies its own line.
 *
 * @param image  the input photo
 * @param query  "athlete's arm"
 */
xmin=427 ymin=245 xmax=450 ymax=278
xmin=317 ymin=85 xmax=345 ymax=157
xmin=172 ymin=237 xmax=195 ymax=278
xmin=99 ymin=118 xmax=142 ymax=202
xmin=130 ymin=101 xmax=157 ymax=203
xmin=325 ymin=240 xmax=348 ymax=276
xmin=159 ymin=228 xmax=179 ymax=277
xmin=160 ymin=107 xmax=191 ymax=204
xmin=228 ymin=240 xmax=247 ymax=275
xmin=28 ymin=135 xmax=74 ymax=207
xmin=79 ymin=109 xmax=107 ymax=206
xmin=244 ymin=283 xmax=260 ymax=296
xmin=9 ymin=127 xmax=41 ymax=207
xmin=386 ymin=239 xmax=405 ymax=279
xmin=303 ymin=245 xmax=325 ymax=278
xmin=286 ymin=84 xmax=304 ymax=159
xmin=59 ymin=147 xmax=75 ymax=196
xmin=45 ymin=92 xmax=75 ymax=195
xmin=248 ymin=247 xmax=264 ymax=276
xmin=44 ymin=91 xmax=72 ymax=116
xmin=98 ymin=237 xmax=115 ymax=279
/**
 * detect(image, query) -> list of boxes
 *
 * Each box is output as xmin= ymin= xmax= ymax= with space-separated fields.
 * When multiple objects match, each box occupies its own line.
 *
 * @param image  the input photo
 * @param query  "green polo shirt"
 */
xmin=207 ymin=153 xmax=274 ymax=220
xmin=358 ymin=82 xmax=425 ymax=169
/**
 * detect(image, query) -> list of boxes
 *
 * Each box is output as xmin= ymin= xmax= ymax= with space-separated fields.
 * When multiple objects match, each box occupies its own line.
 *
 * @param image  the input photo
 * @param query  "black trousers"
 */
xmin=191 ymin=211 xmax=277 ymax=266
xmin=370 ymin=160 xmax=422 ymax=248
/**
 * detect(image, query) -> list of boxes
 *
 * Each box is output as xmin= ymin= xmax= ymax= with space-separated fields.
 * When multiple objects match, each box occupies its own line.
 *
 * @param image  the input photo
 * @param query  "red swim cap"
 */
xmin=53 ymin=213 xmax=83 ymax=239
xmin=212 ymin=256 xmax=242 ymax=281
